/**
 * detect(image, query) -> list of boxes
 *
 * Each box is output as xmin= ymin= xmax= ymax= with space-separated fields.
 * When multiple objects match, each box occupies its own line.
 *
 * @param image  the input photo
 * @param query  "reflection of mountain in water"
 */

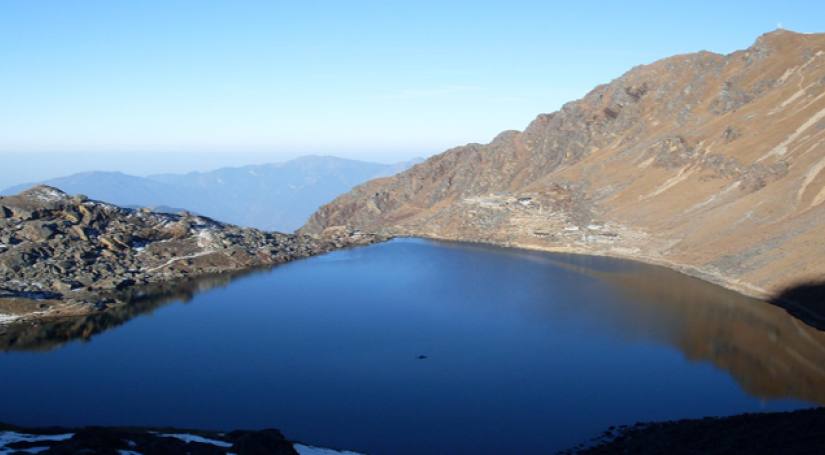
xmin=0 ymin=270 xmax=262 ymax=352
xmin=561 ymin=258 xmax=825 ymax=405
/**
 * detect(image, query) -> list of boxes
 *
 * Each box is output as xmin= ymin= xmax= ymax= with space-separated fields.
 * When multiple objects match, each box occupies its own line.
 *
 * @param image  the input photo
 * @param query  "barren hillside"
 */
xmin=303 ymin=30 xmax=825 ymax=300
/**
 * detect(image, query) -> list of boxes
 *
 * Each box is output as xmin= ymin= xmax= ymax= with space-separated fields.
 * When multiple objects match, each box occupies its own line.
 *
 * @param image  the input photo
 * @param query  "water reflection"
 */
xmin=0 ymin=269 xmax=263 ymax=352
xmin=1 ymin=239 xmax=824 ymax=410
xmin=397 ymin=240 xmax=825 ymax=405
xmin=586 ymin=264 xmax=825 ymax=405
xmin=2 ymin=239 xmax=825 ymax=454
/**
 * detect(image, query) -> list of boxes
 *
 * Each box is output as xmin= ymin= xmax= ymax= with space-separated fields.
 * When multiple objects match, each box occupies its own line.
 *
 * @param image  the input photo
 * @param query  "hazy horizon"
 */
xmin=3 ymin=1 xmax=824 ymax=187
xmin=0 ymin=150 xmax=425 ymax=190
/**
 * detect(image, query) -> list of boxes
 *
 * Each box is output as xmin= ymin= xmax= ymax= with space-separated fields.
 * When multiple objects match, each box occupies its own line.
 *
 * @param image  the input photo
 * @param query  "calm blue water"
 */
xmin=1 ymin=238 xmax=824 ymax=454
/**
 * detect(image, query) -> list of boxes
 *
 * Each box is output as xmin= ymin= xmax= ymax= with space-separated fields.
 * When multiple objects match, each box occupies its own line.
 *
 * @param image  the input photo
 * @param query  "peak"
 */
xmin=761 ymin=28 xmax=800 ymax=38
xmin=20 ymin=185 xmax=69 ymax=201
xmin=753 ymin=28 xmax=820 ymax=47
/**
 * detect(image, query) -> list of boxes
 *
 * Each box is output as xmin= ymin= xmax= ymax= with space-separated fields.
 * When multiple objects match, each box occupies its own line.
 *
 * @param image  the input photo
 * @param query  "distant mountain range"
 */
xmin=2 ymin=155 xmax=421 ymax=232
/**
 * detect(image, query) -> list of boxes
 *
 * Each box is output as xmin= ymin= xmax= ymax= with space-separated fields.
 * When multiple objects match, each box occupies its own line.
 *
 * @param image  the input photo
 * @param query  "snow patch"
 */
xmin=293 ymin=444 xmax=364 ymax=455
xmin=29 ymin=187 xmax=66 ymax=202
xmin=779 ymin=86 xmax=810 ymax=109
xmin=687 ymin=181 xmax=741 ymax=213
xmin=0 ymin=431 xmax=74 ymax=454
xmin=143 ymin=250 xmax=216 ymax=273
xmin=797 ymin=154 xmax=825 ymax=202
xmin=759 ymin=105 xmax=825 ymax=161
xmin=777 ymin=65 xmax=799 ymax=84
xmin=0 ymin=314 xmax=20 ymax=324
xmin=636 ymin=156 xmax=656 ymax=168
xmin=156 ymin=433 xmax=232 ymax=448
xmin=642 ymin=166 xmax=694 ymax=199
xmin=196 ymin=230 xmax=217 ymax=248
xmin=811 ymin=185 xmax=825 ymax=208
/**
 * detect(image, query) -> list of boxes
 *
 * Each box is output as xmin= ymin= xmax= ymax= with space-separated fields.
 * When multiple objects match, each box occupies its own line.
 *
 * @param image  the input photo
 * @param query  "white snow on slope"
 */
xmin=0 ymin=431 xmax=74 ymax=455
xmin=0 ymin=314 xmax=20 ymax=325
xmin=156 ymin=433 xmax=233 ymax=448
xmin=294 ymin=443 xmax=364 ymax=455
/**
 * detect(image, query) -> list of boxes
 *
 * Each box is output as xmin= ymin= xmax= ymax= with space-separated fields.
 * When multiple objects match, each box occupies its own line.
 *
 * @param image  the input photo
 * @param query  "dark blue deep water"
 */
xmin=1 ymin=239 xmax=824 ymax=454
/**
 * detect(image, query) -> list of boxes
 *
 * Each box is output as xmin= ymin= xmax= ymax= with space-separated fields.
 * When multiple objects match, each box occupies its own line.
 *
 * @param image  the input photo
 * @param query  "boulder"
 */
xmin=20 ymin=222 xmax=56 ymax=241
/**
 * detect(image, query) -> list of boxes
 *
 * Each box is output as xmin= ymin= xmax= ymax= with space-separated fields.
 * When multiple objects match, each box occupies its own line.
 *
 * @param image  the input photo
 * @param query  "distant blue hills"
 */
xmin=2 ymin=155 xmax=421 ymax=232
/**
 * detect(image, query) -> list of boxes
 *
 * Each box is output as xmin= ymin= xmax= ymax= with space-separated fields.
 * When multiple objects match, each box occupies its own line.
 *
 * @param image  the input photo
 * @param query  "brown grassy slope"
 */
xmin=302 ymin=30 xmax=825 ymax=300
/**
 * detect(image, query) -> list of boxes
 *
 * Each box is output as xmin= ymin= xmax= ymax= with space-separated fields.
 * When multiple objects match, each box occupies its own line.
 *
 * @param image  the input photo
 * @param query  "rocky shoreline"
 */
xmin=0 ymin=186 xmax=384 ymax=324
xmin=394 ymin=233 xmax=825 ymax=330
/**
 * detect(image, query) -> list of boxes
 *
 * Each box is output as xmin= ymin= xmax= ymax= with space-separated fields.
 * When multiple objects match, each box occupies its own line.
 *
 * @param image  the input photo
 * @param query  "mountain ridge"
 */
xmin=302 ymin=29 xmax=825 ymax=302
xmin=3 ymin=155 xmax=422 ymax=232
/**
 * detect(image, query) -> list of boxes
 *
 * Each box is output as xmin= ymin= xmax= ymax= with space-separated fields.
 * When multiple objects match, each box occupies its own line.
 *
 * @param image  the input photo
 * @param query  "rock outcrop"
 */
xmin=0 ymin=186 xmax=382 ymax=322
xmin=303 ymin=30 xmax=825 ymax=301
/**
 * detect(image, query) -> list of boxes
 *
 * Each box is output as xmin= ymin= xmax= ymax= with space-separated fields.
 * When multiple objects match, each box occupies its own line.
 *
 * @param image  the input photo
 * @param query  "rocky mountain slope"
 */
xmin=3 ymin=155 xmax=421 ymax=232
xmin=0 ymin=186 xmax=380 ymax=322
xmin=303 ymin=30 xmax=825 ymax=301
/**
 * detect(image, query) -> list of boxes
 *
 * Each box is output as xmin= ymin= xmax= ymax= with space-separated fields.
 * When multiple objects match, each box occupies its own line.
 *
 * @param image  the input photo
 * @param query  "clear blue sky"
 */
xmin=1 ymin=1 xmax=823 ymax=186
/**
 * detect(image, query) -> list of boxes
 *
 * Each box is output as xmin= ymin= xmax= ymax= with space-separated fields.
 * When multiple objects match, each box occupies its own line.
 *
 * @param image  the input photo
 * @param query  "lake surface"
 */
xmin=1 ymin=238 xmax=824 ymax=454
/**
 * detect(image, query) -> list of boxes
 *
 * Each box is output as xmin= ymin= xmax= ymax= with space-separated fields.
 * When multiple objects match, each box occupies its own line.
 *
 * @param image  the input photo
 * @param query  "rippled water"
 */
xmin=1 ymin=238 xmax=823 ymax=454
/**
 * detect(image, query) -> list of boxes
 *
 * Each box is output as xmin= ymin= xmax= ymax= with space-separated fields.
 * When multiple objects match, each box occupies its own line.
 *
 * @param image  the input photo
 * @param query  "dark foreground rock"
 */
xmin=0 ymin=185 xmax=384 ymax=323
xmin=564 ymin=407 xmax=825 ymax=454
xmin=0 ymin=422 xmax=359 ymax=454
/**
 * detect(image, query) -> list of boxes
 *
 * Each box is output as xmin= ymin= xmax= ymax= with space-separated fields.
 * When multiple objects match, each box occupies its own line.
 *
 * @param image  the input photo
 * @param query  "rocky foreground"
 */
xmin=0 ymin=423 xmax=360 ymax=454
xmin=302 ymin=30 xmax=825 ymax=305
xmin=566 ymin=407 xmax=825 ymax=454
xmin=3 ymin=409 xmax=822 ymax=454
xmin=0 ymin=185 xmax=382 ymax=323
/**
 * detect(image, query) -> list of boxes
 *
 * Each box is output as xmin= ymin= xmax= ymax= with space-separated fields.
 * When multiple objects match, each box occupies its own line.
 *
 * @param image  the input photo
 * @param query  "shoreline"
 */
xmin=4 ymin=233 xmax=824 ymax=331
xmin=0 ymin=239 xmax=381 ymax=327
xmin=397 ymin=233 xmax=825 ymax=330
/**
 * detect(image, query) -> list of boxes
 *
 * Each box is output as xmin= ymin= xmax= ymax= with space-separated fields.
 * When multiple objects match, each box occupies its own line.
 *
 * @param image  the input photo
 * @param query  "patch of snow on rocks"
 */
xmin=30 ymin=187 xmax=66 ymax=202
xmin=196 ymin=230 xmax=216 ymax=248
xmin=293 ymin=444 xmax=364 ymax=455
xmin=0 ymin=431 xmax=74 ymax=454
xmin=0 ymin=314 xmax=20 ymax=325
xmin=156 ymin=433 xmax=232 ymax=448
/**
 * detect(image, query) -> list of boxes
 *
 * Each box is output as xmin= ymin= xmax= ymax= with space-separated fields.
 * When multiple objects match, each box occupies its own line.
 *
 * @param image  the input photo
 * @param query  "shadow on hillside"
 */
xmin=770 ymin=281 xmax=825 ymax=331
